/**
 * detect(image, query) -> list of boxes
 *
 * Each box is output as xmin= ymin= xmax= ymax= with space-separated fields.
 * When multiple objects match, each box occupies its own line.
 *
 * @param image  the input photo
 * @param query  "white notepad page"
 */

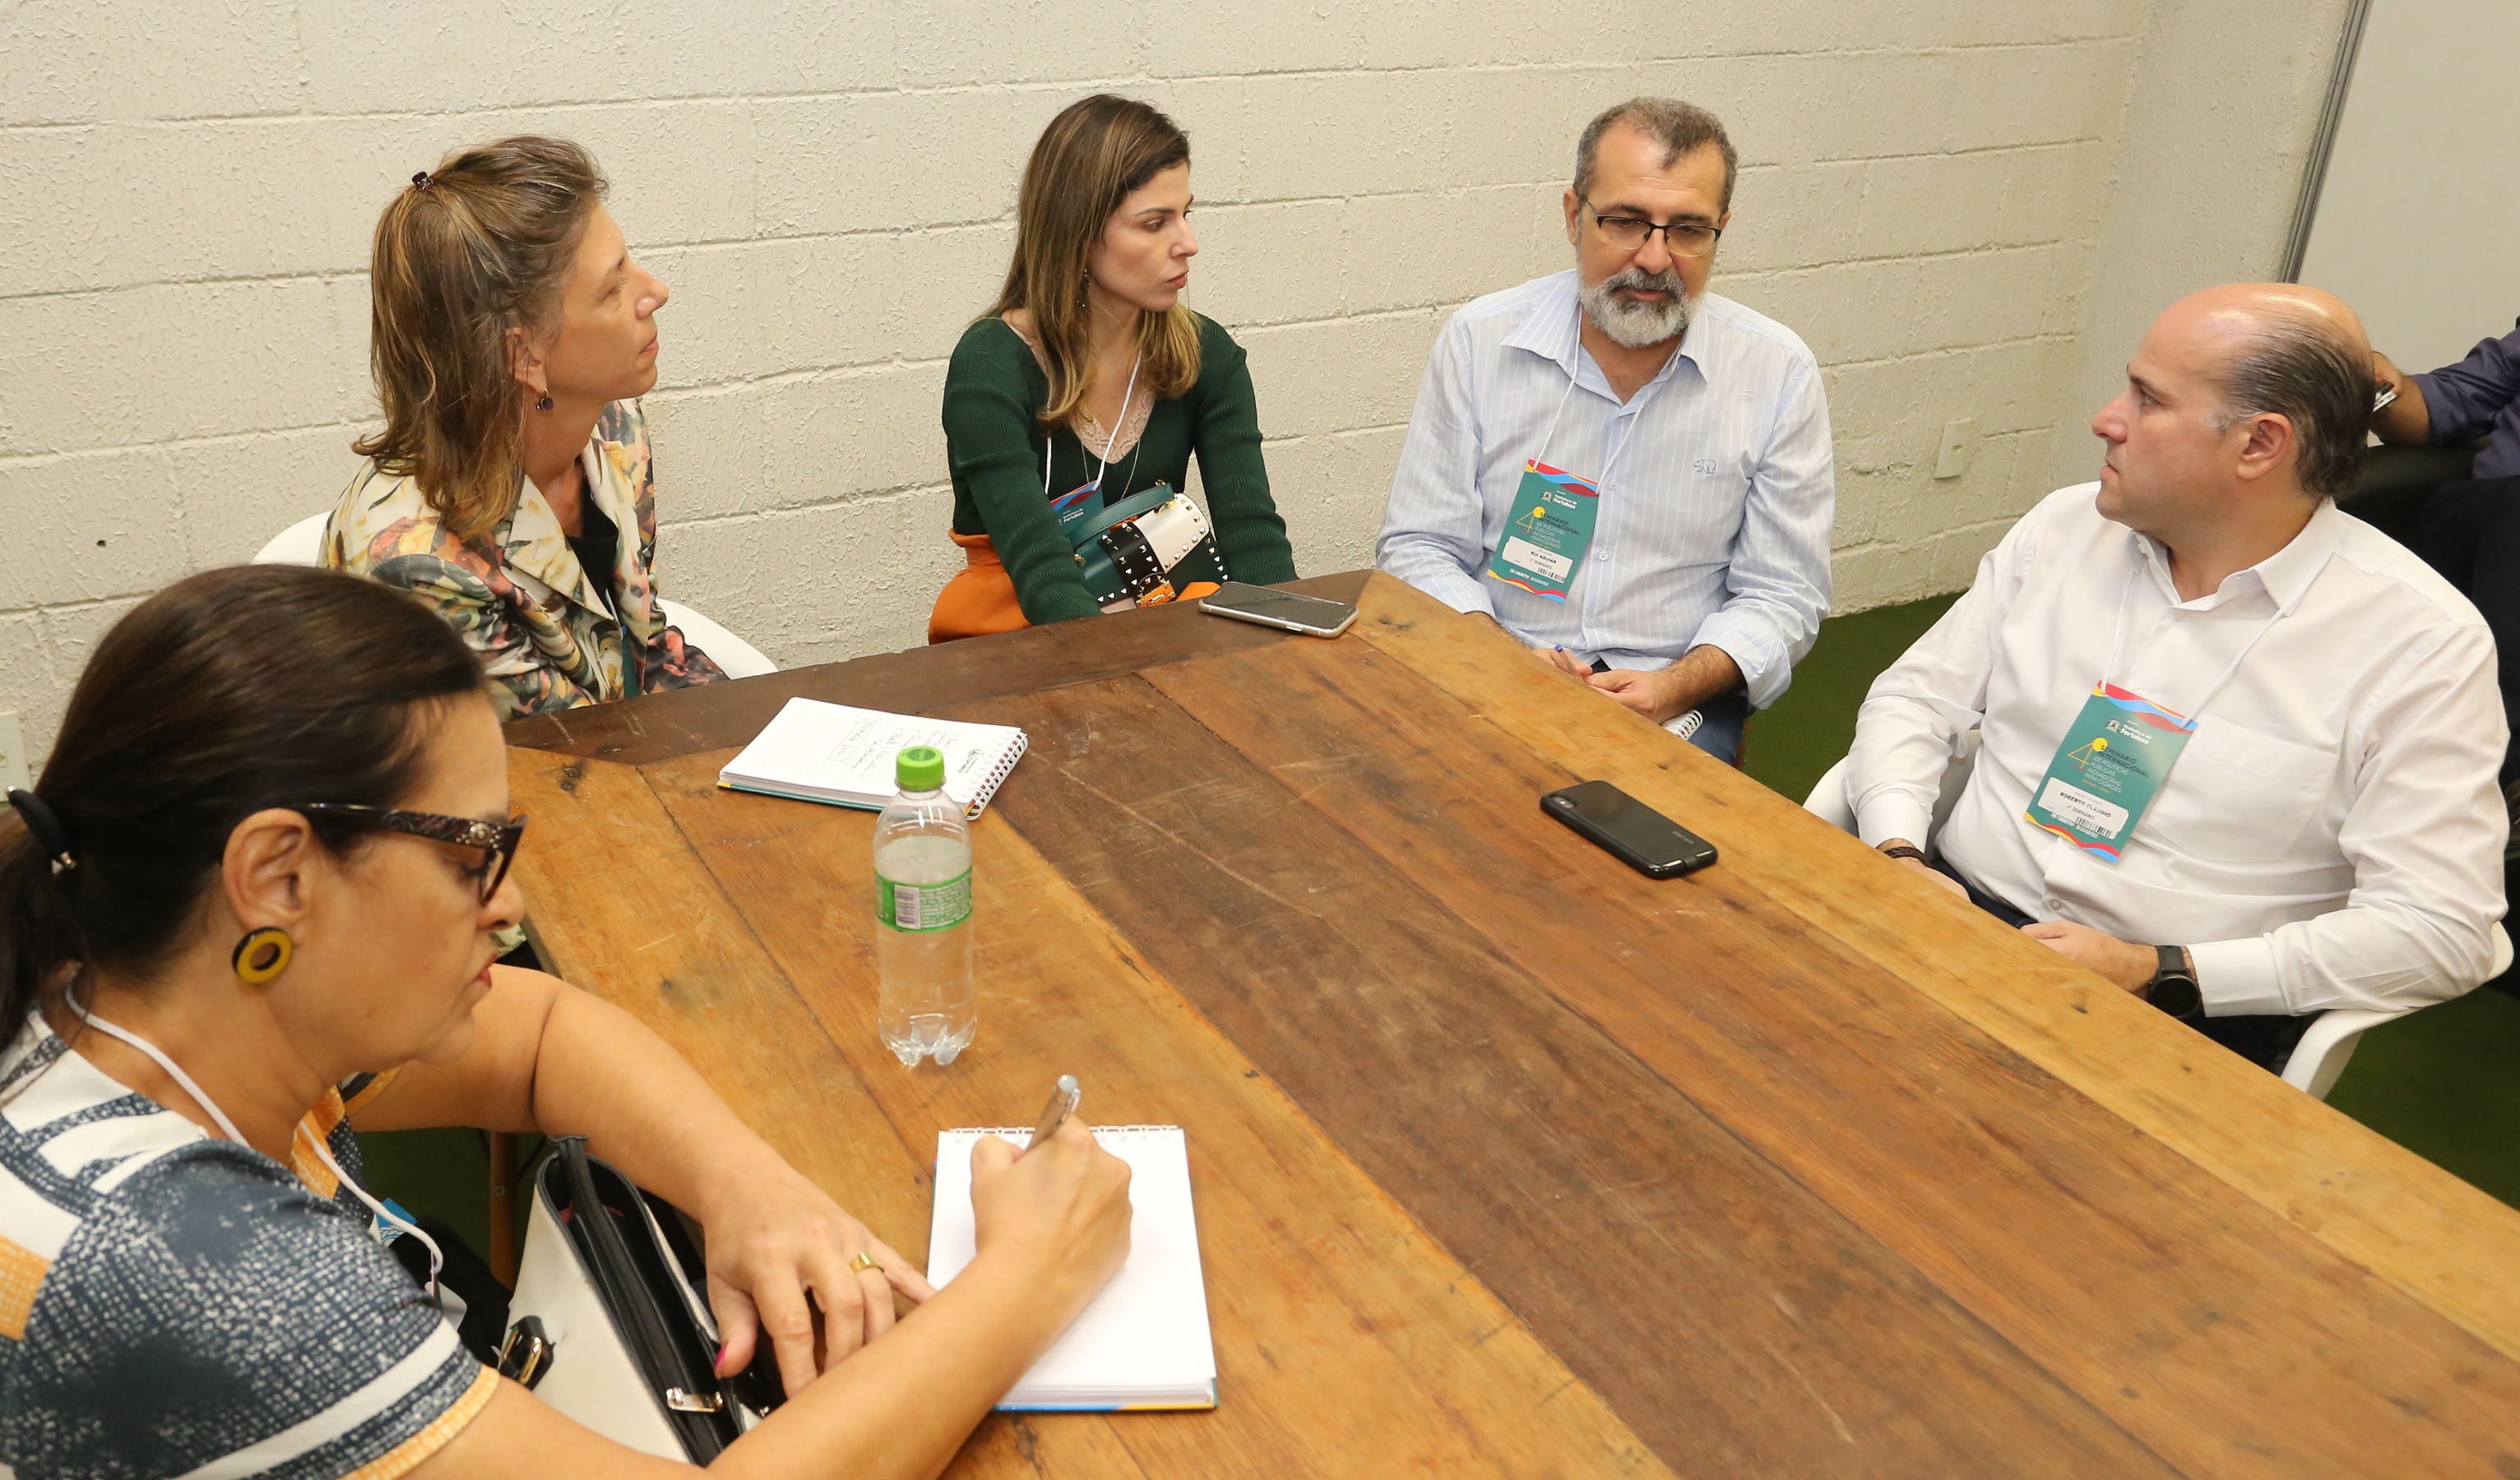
xmin=927 ymin=1126 xmax=1217 ymax=1411
xmin=716 ymin=697 xmax=1026 ymax=817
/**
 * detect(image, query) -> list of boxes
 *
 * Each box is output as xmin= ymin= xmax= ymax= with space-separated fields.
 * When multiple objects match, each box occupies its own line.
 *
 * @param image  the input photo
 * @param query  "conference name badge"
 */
xmin=1486 ymin=460 xmax=1601 ymax=603
xmin=2023 ymin=683 xmax=2197 ymax=863
xmin=1050 ymin=478 xmax=1102 ymax=537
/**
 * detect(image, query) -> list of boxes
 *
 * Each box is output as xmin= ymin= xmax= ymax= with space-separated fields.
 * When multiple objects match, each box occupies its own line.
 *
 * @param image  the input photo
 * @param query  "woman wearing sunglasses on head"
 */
xmin=929 ymin=94 xmax=1299 ymax=641
xmin=328 ymin=136 xmax=726 ymax=719
xmin=0 ymin=566 xmax=1131 ymax=1480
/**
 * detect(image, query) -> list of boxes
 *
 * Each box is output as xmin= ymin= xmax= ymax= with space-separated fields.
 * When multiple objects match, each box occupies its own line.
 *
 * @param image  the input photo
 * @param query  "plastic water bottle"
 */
xmin=874 ymin=746 xmax=976 ymax=1066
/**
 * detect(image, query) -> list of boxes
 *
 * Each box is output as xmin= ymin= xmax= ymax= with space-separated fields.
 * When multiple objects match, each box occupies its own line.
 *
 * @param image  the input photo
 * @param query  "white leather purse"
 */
xmin=497 ymin=1139 xmax=776 ymax=1459
xmin=1070 ymin=483 xmax=1229 ymax=609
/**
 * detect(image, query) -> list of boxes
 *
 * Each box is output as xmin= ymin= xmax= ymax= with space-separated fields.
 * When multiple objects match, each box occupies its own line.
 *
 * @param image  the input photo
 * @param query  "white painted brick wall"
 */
xmin=0 ymin=0 xmax=2345 ymax=757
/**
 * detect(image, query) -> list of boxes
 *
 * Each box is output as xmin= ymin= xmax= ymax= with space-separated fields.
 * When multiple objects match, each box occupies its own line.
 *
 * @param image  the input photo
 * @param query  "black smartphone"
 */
xmin=1542 ymin=780 xmax=1719 ymax=879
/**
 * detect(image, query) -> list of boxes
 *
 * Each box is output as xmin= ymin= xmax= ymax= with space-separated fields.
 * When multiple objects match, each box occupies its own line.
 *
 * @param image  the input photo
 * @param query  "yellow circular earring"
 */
xmin=230 ymin=926 xmax=294 ymax=985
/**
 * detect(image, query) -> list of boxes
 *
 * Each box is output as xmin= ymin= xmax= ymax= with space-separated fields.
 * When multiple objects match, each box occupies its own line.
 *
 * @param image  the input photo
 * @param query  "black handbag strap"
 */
xmin=547 ymin=1136 xmax=734 ymax=1458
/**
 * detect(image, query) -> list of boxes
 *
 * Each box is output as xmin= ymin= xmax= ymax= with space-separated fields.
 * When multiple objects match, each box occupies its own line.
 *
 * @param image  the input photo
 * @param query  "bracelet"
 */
xmin=1877 ymin=844 xmax=1929 ymax=864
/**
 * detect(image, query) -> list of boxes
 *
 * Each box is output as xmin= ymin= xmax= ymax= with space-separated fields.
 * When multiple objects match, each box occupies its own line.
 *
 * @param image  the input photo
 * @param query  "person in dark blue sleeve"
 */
xmin=2374 ymin=320 xmax=2520 ymax=475
xmin=2374 ymin=324 xmax=2520 ymax=802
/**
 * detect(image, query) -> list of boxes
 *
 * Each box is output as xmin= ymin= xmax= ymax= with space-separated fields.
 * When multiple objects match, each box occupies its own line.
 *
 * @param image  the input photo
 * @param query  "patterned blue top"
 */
xmin=0 ymin=1017 xmax=495 ymax=1479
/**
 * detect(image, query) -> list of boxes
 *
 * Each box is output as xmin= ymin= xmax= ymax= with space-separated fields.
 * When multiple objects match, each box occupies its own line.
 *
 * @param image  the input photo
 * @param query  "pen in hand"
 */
xmin=1026 ymin=1073 xmax=1081 ymax=1152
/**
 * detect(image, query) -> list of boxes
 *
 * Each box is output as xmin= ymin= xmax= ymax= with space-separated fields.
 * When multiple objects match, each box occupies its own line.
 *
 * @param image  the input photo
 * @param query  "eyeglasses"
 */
xmin=297 ymin=804 xmax=529 ymax=903
xmin=1582 ymin=198 xmax=1722 ymax=258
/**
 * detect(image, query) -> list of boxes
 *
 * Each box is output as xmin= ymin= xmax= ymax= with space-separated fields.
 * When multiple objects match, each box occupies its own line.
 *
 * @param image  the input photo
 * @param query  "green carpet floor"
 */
xmin=1743 ymin=594 xmax=1958 ymax=807
xmin=364 ymin=593 xmax=2520 ymax=1243
xmin=360 ymin=1127 xmax=505 ymax=1259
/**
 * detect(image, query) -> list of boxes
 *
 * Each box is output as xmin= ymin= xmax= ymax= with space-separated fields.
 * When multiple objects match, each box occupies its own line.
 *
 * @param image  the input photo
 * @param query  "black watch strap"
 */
xmin=2148 ymin=945 xmax=2203 ymax=1019
xmin=1878 ymin=844 xmax=1928 ymax=864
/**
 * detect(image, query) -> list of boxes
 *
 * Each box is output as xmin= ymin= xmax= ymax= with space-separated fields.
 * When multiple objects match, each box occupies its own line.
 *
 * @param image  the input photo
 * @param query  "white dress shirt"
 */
xmin=1851 ymin=483 xmax=2507 ymax=1016
xmin=1376 ymin=270 xmax=1835 ymax=708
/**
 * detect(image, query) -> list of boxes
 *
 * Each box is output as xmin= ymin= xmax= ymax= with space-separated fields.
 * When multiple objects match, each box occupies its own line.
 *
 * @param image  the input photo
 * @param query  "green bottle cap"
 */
xmin=896 ymin=745 xmax=946 ymax=793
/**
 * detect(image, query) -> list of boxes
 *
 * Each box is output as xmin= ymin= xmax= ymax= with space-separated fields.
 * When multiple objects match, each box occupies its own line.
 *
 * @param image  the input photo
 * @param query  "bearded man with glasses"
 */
xmin=1376 ymin=97 xmax=1833 ymax=764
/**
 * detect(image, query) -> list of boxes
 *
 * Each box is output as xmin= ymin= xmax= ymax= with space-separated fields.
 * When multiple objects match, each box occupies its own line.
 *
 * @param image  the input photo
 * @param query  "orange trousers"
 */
xmin=928 ymin=533 xmax=1031 ymax=644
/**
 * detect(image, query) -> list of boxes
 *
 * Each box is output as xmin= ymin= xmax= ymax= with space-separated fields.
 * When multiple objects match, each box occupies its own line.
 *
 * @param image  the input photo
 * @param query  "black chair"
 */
xmin=2337 ymin=442 xmax=2485 ymax=543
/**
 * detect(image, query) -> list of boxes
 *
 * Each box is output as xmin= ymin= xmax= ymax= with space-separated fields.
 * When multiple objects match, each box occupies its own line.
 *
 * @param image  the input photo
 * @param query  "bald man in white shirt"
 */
xmin=1851 ymin=284 xmax=2507 ymax=1072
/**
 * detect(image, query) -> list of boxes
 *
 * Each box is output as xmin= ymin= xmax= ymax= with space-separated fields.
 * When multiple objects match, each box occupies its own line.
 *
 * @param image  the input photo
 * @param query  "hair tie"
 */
xmin=411 ymin=170 xmax=435 ymax=192
xmin=6 ymin=789 xmax=74 ymax=875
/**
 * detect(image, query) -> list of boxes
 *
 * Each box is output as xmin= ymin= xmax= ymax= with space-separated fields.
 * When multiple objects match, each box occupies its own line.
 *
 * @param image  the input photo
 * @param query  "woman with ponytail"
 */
xmin=0 ymin=566 xmax=1129 ymax=1480
xmin=327 ymin=136 xmax=725 ymax=719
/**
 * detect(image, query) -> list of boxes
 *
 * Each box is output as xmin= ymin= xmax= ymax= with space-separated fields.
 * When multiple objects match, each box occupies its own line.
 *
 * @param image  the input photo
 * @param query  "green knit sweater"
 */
xmin=942 ymin=312 xmax=1299 ymax=624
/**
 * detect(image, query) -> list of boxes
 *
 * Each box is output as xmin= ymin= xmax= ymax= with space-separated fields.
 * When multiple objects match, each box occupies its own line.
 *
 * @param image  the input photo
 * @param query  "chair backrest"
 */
xmin=250 ymin=513 xmax=775 ymax=680
xmin=658 ymin=599 xmax=776 ymax=679
xmin=253 ymin=512 xmax=331 ymax=567
xmin=1804 ymin=731 xmax=1980 ymax=841
xmin=2279 ymin=923 xmax=2511 ymax=1098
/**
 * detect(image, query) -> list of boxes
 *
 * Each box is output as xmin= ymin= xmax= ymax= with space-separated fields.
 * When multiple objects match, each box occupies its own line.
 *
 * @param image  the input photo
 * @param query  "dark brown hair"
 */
xmin=991 ymin=95 xmax=1202 ymax=428
xmin=2210 ymin=310 xmax=2374 ymax=501
xmin=355 ymin=136 xmax=609 ymax=540
xmin=1574 ymin=98 xmax=1738 ymax=211
xmin=0 ymin=567 xmax=484 ymax=1038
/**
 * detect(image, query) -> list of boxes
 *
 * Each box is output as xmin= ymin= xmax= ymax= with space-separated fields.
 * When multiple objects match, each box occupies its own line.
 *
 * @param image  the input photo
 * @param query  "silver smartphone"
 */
xmin=1197 ymin=581 xmax=1360 ymax=638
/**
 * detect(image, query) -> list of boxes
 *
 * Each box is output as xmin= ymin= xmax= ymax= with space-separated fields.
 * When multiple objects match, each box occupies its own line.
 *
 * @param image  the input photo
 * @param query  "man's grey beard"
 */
xmin=1578 ymin=266 xmax=1695 ymax=349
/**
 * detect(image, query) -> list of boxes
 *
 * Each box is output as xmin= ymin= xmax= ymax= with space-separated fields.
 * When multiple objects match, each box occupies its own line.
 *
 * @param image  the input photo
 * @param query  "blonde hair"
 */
xmin=354 ymin=136 xmax=607 ymax=541
xmin=991 ymin=95 xmax=1202 ymax=428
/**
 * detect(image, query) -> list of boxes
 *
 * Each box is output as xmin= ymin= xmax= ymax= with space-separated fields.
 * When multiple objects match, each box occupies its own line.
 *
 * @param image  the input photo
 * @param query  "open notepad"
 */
xmin=927 ymin=1126 xmax=1217 ymax=1412
xmin=716 ymin=697 xmax=1027 ymax=819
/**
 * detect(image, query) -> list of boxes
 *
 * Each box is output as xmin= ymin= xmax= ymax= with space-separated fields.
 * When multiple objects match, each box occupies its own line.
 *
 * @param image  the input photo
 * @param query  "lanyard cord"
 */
xmin=1042 ymin=351 xmax=1144 ymax=499
xmin=1535 ymin=307 xmax=1647 ymax=487
xmin=65 ymin=979 xmax=446 ymax=1300
xmin=1532 ymin=374 xmax=1579 ymax=469
xmin=2099 ymin=553 xmax=2290 ymax=726
xmin=1533 ymin=382 xmax=1639 ymax=493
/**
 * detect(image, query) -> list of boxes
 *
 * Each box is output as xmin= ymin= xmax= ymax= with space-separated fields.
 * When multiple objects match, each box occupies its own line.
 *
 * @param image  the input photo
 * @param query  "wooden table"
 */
xmin=506 ymin=571 xmax=2520 ymax=1478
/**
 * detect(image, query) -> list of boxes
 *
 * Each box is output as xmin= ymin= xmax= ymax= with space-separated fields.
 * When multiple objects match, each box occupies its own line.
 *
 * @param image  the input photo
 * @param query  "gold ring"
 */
xmin=849 ymin=1251 xmax=881 ymax=1275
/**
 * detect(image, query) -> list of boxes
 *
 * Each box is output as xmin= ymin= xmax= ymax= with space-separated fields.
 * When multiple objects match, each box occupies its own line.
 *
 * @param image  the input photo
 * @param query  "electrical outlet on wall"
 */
xmin=0 ymin=711 xmax=25 ymax=793
xmin=1934 ymin=419 xmax=1977 ymax=480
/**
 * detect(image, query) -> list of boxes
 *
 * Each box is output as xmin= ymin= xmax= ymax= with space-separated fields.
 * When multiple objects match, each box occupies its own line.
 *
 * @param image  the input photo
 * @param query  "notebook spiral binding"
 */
xmin=947 ymin=1124 xmax=1180 ymax=1146
xmin=960 ymin=732 xmax=1031 ymax=821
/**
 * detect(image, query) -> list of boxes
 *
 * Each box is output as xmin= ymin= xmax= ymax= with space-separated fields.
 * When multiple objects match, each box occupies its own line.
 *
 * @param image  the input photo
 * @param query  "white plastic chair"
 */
xmin=1800 ymin=745 xmax=2508 ymax=1098
xmin=251 ymin=514 xmax=776 ymax=678
xmin=655 ymin=598 xmax=775 ymax=679
xmin=252 ymin=511 xmax=329 ymax=567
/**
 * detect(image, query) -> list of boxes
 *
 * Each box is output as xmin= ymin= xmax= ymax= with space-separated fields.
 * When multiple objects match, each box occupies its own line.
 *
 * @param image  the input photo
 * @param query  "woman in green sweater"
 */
xmin=930 ymin=94 xmax=1298 ymax=641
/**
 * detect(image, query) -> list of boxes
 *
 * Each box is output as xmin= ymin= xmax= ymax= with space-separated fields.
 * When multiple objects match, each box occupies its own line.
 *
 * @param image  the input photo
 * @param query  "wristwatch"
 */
xmin=2146 ymin=945 xmax=2203 ymax=1019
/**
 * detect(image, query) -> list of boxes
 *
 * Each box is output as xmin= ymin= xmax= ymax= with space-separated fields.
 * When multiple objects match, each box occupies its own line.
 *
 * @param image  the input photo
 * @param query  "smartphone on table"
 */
xmin=1197 ymin=581 xmax=1360 ymax=637
xmin=1542 ymin=780 xmax=1719 ymax=879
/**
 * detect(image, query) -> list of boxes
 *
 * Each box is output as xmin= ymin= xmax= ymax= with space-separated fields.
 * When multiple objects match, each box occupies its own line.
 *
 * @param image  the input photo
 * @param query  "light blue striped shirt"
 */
xmin=1376 ymin=270 xmax=1835 ymax=707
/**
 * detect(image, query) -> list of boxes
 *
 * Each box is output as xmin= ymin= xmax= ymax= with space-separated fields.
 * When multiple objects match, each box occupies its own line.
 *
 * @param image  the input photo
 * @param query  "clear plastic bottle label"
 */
xmin=878 ymin=868 xmax=973 ymax=932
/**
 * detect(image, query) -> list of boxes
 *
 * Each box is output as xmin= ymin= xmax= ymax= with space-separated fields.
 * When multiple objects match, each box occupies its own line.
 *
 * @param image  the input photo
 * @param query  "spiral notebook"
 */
xmin=716 ymin=697 xmax=1028 ymax=820
xmin=927 ymin=1126 xmax=1217 ymax=1412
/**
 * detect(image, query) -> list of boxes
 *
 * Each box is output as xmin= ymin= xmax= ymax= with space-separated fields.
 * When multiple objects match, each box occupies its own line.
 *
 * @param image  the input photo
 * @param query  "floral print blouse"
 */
xmin=326 ymin=400 xmax=725 ymax=719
